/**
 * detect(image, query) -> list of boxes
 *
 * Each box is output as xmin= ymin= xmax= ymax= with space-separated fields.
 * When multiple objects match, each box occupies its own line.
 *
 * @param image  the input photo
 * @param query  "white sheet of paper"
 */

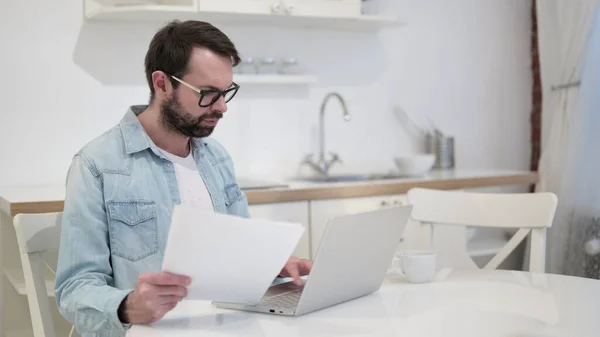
xmin=161 ymin=205 xmax=305 ymax=304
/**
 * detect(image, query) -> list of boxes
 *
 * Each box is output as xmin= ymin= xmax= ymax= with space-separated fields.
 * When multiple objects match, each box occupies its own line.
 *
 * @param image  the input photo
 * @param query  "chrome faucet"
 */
xmin=302 ymin=92 xmax=351 ymax=176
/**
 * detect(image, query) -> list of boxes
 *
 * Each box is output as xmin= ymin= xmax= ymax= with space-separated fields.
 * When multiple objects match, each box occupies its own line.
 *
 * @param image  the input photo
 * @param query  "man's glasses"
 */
xmin=171 ymin=75 xmax=240 ymax=108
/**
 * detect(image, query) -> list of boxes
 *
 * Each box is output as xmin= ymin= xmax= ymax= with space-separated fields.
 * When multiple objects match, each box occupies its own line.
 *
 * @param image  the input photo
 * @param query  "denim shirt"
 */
xmin=54 ymin=106 xmax=250 ymax=337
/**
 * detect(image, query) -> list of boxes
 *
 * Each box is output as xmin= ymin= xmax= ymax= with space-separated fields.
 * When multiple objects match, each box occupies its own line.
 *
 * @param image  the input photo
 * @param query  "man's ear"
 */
xmin=152 ymin=71 xmax=170 ymax=95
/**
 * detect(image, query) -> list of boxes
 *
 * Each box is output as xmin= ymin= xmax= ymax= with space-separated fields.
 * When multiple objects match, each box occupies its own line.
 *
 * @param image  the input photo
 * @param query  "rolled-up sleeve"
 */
xmin=227 ymin=188 xmax=250 ymax=219
xmin=54 ymin=154 xmax=132 ymax=335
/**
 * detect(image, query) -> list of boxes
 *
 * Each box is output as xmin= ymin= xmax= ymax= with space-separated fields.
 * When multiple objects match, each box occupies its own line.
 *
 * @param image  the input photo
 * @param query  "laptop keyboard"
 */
xmin=260 ymin=289 xmax=303 ymax=309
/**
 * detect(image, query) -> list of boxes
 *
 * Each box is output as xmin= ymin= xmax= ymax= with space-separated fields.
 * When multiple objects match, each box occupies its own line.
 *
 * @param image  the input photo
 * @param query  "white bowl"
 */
xmin=394 ymin=154 xmax=435 ymax=176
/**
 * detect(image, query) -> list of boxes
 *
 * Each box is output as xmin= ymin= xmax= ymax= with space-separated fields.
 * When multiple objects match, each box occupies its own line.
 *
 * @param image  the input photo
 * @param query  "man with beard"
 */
xmin=54 ymin=20 xmax=312 ymax=337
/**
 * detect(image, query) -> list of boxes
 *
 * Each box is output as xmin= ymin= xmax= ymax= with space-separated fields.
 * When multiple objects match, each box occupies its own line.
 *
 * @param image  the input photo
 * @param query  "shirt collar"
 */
xmin=119 ymin=105 xmax=155 ymax=155
xmin=119 ymin=105 xmax=206 ymax=155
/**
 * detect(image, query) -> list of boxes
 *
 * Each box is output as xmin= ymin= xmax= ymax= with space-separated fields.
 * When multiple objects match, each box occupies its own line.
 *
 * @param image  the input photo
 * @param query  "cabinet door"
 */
xmin=199 ymin=0 xmax=279 ymax=15
xmin=283 ymin=0 xmax=361 ymax=17
xmin=309 ymin=195 xmax=395 ymax=259
xmin=248 ymin=201 xmax=311 ymax=259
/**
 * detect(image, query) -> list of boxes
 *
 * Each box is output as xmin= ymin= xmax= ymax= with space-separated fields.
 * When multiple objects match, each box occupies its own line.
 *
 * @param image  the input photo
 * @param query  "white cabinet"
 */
xmin=248 ymin=201 xmax=311 ymax=260
xmin=198 ymin=0 xmax=361 ymax=17
xmin=199 ymin=0 xmax=277 ymax=15
xmin=85 ymin=0 xmax=401 ymax=32
xmin=309 ymin=194 xmax=427 ymax=259
xmin=284 ymin=0 xmax=361 ymax=17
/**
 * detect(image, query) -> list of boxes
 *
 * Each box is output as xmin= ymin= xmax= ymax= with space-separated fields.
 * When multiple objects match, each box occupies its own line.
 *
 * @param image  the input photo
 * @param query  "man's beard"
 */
xmin=160 ymin=95 xmax=223 ymax=138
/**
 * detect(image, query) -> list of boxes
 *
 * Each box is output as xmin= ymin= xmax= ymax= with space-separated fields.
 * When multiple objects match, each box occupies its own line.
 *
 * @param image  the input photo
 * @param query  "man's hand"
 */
xmin=118 ymin=272 xmax=191 ymax=325
xmin=279 ymin=256 xmax=313 ymax=286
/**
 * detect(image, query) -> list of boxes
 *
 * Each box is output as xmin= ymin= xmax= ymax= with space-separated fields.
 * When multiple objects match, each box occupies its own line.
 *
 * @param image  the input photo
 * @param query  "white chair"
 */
xmin=406 ymin=188 xmax=558 ymax=272
xmin=13 ymin=212 xmax=65 ymax=337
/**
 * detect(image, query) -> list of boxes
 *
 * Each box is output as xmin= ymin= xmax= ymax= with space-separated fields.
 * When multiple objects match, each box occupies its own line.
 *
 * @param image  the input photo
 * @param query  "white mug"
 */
xmin=392 ymin=250 xmax=437 ymax=283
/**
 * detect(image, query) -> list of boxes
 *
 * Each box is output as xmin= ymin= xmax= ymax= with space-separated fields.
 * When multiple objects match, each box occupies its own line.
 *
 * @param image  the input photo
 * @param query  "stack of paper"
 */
xmin=161 ymin=205 xmax=305 ymax=304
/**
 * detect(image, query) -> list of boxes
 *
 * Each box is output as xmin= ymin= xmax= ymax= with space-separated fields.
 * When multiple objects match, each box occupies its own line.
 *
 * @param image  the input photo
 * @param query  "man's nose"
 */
xmin=213 ymin=95 xmax=228 ymax=113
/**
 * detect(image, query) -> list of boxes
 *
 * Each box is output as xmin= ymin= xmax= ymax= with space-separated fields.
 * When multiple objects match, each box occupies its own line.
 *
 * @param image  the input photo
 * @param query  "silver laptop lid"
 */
xmin=295 ymin=205 xmax=412 ymax=315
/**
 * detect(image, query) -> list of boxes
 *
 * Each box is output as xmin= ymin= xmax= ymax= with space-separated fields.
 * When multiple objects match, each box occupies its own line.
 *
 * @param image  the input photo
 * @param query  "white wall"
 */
xmin=0 ymin=0 xmax=532 ymax=187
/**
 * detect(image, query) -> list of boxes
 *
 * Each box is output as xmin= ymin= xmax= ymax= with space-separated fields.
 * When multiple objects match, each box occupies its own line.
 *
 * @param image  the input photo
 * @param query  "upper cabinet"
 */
xmin=199 ymin=0 xmax=277 ymax=15
xmin=84 ymin=0 xmax=402 ymax=32
xmin=201 ymin=0 xmax=361 ymax=17
xmin=280 ymin=0 xmax=361 ymax=18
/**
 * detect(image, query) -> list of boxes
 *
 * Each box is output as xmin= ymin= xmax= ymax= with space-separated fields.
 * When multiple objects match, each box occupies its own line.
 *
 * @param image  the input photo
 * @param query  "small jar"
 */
xmin=259 ymin=57 xmax=278 ymax=74
xmin=237 ymin=57 xmax=258 ymax=74
xmin=278 ymin=57 xmax=300 ymax=74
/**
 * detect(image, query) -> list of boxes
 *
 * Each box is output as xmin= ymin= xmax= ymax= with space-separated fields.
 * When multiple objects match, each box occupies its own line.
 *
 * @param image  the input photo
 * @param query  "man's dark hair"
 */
xmin=144 ymin=20 xmax=241 ymax=101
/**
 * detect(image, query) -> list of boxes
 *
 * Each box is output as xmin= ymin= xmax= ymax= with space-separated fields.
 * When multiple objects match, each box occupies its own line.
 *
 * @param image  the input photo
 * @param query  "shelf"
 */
xmin=3 ymin=267 xmax=55 ymax=297
xmin=233 ymin=74 xmax=317 ymax=85
xmin=84 ymin=2 xmax=402 ymax=32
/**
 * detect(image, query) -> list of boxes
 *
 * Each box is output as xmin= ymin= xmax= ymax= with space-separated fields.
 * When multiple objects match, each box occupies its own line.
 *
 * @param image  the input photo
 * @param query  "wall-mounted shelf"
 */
xmin=233 ymin=74 xmax=317 ymax=85
xmin=83 ymin=2 xmax=402 ymax=32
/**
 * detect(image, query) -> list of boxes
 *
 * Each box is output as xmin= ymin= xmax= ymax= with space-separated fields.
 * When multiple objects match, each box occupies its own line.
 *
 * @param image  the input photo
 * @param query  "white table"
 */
xmin=127 ymin=269 xmax=600 ymax=337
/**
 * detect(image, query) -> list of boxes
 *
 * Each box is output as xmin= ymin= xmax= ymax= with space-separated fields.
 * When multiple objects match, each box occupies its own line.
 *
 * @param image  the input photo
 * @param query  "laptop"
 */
xmin=212 ymin=205 xmax=412 ymax=316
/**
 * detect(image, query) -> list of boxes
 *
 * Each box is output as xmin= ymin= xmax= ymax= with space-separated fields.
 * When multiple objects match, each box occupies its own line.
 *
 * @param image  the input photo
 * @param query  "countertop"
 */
xmin=126 ymin=268 xmax=600 ymax=337
xmin=0 ymin=169 xmax=538 ymax=216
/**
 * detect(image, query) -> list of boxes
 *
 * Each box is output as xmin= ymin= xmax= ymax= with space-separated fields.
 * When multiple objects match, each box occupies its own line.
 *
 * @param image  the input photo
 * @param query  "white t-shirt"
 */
xmin=162 ymin=150 xmax=215 ymax=212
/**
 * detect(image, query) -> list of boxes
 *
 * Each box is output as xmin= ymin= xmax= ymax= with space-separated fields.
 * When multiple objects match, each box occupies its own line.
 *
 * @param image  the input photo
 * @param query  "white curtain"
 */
xmin=535 ymin=0 xmax=600 ymax=277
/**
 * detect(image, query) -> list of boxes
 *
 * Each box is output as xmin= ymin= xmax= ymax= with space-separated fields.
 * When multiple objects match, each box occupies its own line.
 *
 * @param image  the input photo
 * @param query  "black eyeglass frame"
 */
xmin=170 ymin=75 xmax=240 ymax=108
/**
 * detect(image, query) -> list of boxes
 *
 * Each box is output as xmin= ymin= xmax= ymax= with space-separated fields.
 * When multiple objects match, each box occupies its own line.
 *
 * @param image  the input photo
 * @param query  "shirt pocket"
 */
xmin=107 ymin=200 xmax=159 ymax=262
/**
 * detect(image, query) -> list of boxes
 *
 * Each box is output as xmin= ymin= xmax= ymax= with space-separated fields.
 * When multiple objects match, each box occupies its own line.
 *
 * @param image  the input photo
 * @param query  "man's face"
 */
xmin=160 ymin=47 xmax=235 ymax=138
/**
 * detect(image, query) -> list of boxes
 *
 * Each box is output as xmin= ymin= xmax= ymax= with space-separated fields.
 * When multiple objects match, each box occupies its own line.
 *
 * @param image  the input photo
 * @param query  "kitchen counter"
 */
xmin=0 ymin=169 xmax=538 ymax=216
xmin=247 ymin=169 xmax=537 ymax=204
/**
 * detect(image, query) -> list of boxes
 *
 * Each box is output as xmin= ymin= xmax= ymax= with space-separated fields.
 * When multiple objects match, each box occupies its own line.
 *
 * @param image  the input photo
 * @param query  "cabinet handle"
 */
xmin=393 ymin=200 xmax=403 ymax=206
xmin=380 ymin=200 xmax=389 ymax=207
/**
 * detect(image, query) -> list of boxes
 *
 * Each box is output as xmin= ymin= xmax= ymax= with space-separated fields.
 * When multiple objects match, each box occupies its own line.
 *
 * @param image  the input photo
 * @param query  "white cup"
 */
xmin=392 ymin=250 xmax=437 ymax=283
